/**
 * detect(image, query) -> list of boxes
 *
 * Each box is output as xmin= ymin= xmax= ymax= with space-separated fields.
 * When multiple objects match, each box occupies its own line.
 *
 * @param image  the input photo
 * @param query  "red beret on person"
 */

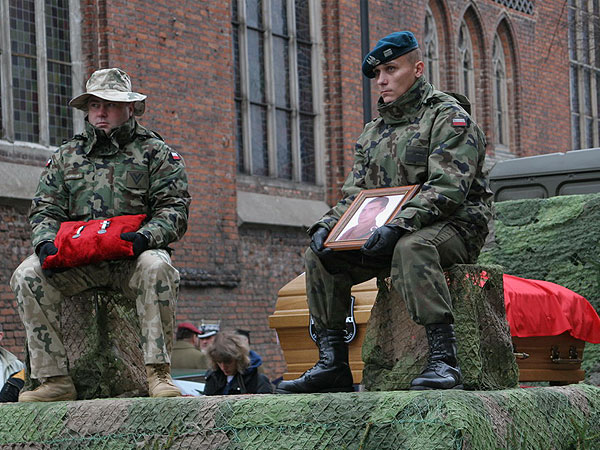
xmin=177 ymin=322 xmax=202 ymax=335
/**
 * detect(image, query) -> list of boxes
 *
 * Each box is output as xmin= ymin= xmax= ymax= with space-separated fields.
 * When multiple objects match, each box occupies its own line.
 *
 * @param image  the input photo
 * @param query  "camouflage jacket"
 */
xmin=313 ymin=76 xmax=493 ymax=260
xmin=30 ymin=118 xmax=190 ymax=250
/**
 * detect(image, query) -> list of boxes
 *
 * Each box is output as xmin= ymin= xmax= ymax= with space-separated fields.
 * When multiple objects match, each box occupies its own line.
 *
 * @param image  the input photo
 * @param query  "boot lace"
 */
xmin=152 ymin=364 xmax=170 ymax=382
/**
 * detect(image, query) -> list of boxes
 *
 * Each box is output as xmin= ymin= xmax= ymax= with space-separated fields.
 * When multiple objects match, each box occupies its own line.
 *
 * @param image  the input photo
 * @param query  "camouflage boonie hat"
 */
xmin=69 ymin=68 xmax=147 ymax=116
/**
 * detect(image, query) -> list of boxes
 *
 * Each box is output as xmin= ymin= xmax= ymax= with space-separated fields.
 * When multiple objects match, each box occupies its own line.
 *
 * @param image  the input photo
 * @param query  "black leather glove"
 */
xmin=361 ymin=224 xmax=404 ymax=256
xmin=120 ymin=232 xmax=149 ymax=257
xmin=309 ymin=227 xmax=333 ymax=258
xmin=37 ymin=241 xmax=61 ymax=277
xmin=0 ymin=375 xmax=24 ymax=402
xmin=37 ymin=241 xmax=58 ymax=266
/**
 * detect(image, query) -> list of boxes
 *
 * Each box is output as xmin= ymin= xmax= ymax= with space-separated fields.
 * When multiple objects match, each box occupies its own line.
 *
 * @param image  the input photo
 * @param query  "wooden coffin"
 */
xmin=269 ymin=274 xmax=587 ymax=385
xmin=513 ymin=333 xmax=586 ymax=384
xmin=268 ymin=273 xmax=377 ymax=382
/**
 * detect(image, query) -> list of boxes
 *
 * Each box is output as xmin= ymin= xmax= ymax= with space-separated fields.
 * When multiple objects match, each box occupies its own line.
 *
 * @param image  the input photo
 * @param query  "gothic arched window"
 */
xmin=493 ymin=34 xmax=510 ymax=149
xmin=457 ymin=21 xmax=476 ymax=118
xmin=424 ymin=7 xmax=440 ymax=87
xmin=569 ymin=0 xmax=600 ymax=149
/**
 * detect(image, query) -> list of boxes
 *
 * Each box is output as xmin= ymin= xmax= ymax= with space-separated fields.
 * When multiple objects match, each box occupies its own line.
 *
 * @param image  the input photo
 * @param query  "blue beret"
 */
xmin=362 ymin=31 xmax=419 ymax=78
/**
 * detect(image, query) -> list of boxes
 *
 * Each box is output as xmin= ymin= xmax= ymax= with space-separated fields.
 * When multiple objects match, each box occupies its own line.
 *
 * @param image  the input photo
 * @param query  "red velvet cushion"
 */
xmin=42 ymin=214 xmax=147 ymax=269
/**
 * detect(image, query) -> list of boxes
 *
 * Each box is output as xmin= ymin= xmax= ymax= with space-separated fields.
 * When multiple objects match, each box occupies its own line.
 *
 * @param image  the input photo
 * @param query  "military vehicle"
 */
xmin=489 ymin=147 xmax=600 ymax=201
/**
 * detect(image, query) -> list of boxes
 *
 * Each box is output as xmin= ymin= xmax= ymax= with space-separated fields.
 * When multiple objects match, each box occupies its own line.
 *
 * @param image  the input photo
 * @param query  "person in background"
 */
xmin=203 ymin=331 xmax=273 ymax=395
xmin=0 ymin=324 xmax=25 ymax=402
xmin=171 ymin=322 xmax=208 ymax=370
xmin=197 ymin=321 xmax=220 ymax=354
xmin=235 ymin=329 xmax=265 ymax=374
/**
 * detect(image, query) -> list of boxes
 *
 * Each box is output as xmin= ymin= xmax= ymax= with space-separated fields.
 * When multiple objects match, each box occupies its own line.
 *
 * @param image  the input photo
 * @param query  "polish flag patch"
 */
xmin=452 ymin=118 xmax=467 ymax=127
xmin=46 ymin=158 xmax=52 ymax=167
xmin=170 ymin=152 xmax=181 ymax=161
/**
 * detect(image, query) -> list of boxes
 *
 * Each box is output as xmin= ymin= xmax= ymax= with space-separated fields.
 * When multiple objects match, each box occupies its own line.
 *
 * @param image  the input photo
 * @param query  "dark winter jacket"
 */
xmin=203 ymin=351 xmax=274 ymax=395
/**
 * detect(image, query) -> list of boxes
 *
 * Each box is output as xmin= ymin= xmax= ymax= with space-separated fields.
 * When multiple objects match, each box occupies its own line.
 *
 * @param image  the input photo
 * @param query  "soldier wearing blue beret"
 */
xmin=361 ymin=31 xmax=419 ymax=79
xmin=277 ymin=31 xmax=492 ymax=394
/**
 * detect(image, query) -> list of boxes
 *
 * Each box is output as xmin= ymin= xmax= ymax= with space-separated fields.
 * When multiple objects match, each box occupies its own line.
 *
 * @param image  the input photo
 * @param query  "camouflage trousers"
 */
xmin=306 ymin=221 xmax=469 ymax=331
xmin=10 ymin=250 xmax=179 ymax=379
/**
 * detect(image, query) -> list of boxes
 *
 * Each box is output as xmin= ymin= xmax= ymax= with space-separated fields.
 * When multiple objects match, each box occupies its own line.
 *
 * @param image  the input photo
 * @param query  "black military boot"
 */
xmin=410 ymin=324 xmax=463 ymax=390
xmin=276 ymin=329 xmax=353 ymax=394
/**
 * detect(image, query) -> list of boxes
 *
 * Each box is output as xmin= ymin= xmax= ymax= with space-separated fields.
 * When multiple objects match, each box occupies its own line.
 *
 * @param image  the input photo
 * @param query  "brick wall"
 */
xmin=0 ymin=201 xmax=31 ymax=353
xmin=0 ymin=0 xmax=573 ymax=382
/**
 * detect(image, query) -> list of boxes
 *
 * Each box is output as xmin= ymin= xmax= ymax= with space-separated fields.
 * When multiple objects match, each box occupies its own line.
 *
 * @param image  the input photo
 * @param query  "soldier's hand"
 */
xmin=37 ymin=241 xmax=58 ymax=266
xmin=120 ymin=232 xmax=149 ymax=257
xmin=309 ymin=227 xmax=333 ymax=258
xmin=37 ymin=241 xmax=63 ymax=277
xmin=361 ymin=224 xmax=404 ymax=256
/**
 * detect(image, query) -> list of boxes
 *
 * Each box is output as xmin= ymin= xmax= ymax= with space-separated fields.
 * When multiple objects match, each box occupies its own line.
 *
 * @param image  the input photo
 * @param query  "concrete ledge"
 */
xmin=1 ymin=385 xmax=598 ymax=448
xmin=237 ymin=191 xmax=330 ymax=228
xmin=0 ymin=162 xmax=42 ymax=201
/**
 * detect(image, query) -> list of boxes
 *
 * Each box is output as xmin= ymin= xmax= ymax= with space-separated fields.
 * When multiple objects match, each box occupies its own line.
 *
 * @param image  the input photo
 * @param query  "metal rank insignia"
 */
xmin=72 ymin=226 xmax=85 ymax=239
xmin=98 ymin=220 xmax=111 ymax=234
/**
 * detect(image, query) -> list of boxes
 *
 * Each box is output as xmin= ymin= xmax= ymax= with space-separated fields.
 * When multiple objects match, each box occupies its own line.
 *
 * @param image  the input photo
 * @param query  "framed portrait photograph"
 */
xmin=324 ymin=185 xmax=420 ymax=250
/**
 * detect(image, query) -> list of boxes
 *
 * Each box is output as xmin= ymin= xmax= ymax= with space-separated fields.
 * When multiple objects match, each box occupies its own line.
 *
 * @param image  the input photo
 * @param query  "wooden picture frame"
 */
xmin=323 ymin=185 xmax=420 ymax=251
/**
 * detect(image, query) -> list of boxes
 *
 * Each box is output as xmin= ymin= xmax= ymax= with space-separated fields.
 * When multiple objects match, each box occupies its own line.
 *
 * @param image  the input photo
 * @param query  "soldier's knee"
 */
xmin=10 ymin=254 xmax=40 ymax=290
xmin=393 ymin=233 xmax=421 ymax=259
xmin=137 ymin=251 xmax=178 ymax=280
xmin=305 ymin=246 xmax=318 ymax=262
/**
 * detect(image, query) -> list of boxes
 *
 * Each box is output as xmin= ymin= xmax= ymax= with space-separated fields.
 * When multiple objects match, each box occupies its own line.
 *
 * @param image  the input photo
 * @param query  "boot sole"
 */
xmin=18 ymin=393 xmax=77 ymax=402
xmin=409 ymin=384 xmax=464 ymax=391
xmin=318 ymin=386 xmax=354 ymax=393
xmin=151 ymin=391 xmax=182 ymax=398
xmin=275 ymin=386 xmax=354 ymax=394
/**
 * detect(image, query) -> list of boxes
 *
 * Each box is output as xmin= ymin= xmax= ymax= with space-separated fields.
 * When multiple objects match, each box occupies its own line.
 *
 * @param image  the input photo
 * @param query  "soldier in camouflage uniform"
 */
xmin=277 ymin=31 xmax=492 ymax=394
xmin=10 ymin=68 xmax=191 ymax=401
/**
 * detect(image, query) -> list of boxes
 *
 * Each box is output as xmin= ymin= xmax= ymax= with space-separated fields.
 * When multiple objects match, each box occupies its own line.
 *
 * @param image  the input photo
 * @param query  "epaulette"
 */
xmin=444 ymin=92 xmax=471 ymax=115
xmin=150 ymin=130 xmax=165 ymax=141
xmin=60 ymin=133 xmax=87 ymax=146
xmin=137 ymin=129 xmax=165 ymax=142
xmin=428 ymin=91 xmax=472 ymax=115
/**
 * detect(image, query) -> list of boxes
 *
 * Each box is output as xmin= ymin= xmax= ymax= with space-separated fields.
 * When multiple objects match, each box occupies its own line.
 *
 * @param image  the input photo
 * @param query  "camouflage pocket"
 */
xmin=125 ymin=171 xmax=149 ymax=189
xmin=404 ymin=146 xmax=428 ymax=166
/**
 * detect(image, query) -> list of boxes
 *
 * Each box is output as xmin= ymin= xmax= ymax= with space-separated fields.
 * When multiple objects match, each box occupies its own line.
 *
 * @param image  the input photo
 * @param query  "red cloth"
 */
xmin=503 ymin=274 xmax=600 ymax=344
xmin=42 ymin=214 xmax=147 ymax=269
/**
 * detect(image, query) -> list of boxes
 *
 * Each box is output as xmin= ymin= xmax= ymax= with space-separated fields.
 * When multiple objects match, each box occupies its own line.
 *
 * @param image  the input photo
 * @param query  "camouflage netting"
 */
xmin=25 ymin=290 xmax=148 ymax=399
xmin=0 ymin=385 xmax=598 ymax=449
xmin=478 ymin=193 xmax=600 ymax=384
xmin=362 ymin=264 xmax=518 ymax=391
